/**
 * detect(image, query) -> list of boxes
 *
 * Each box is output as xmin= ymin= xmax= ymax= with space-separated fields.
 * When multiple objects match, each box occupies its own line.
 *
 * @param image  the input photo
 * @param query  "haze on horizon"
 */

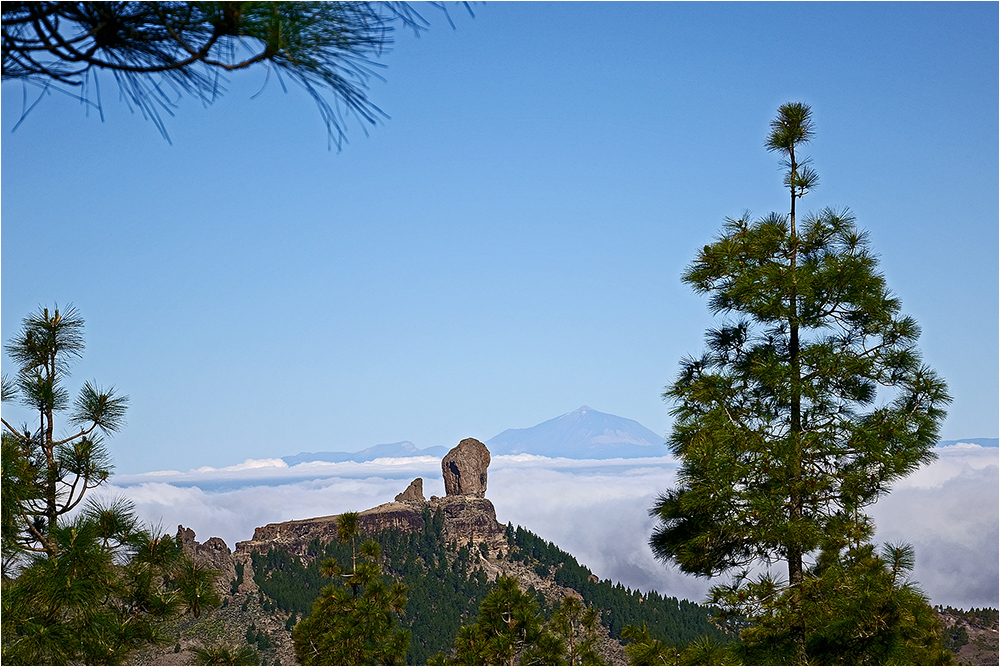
xmin=101 ymin=405 xmax=998 ymax=612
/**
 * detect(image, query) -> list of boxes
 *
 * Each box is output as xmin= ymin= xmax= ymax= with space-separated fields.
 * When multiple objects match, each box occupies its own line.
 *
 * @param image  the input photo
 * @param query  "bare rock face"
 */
xmin=433 ymin=496 xmax=506 ymax=547
xmin=395 ymin=477 xmax=425 ymax=504
xmin=177 ymin=525 xmax=238 ymax=594
xmin=442 ymin=438 xmax=491 ymax=497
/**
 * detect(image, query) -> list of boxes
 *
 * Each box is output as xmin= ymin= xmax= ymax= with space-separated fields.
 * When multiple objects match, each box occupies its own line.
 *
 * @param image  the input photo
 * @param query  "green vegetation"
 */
xmin=292 ymin=512 xmax=410 ymax=665
xmin=253 ymin=507 xmax=495 ymax=664
xmin=622 ymin=624 xmax=732 ymax=666
xmin=190 ymin=641 xmax=261 ymax=666
xmin=720 ymin=543 xmax=949 ymax=665
xmin=936 ymin=606 xmax=1000 ymax=656
xmin=507 ymin=524 xmax=727 ymax=645
xmin=650 ymin=103 xmax=951 ymax=664
xmin=1 ymin=305 xmax=219 ymax=665
xmin=249 ymin=507 xmax=726 ymax=664
xmin=548 ymin=595 xmax=604 ymax=665
xmin=2 ymin=305 xmax=128 ymax=562
xmin=434 ymin=575 xmax=560 ymax=665
xmin=937 ymin=606 xmax=1000 ymax=631
xmin=432 ymin=576 xmax=607 ymax=665
xmin=2 ymin=2 xmax=447 ymax=145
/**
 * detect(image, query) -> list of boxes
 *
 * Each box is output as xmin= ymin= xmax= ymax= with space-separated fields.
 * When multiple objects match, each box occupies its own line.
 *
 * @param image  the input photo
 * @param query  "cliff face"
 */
xmin=433 ymin=495 xmax=506 ymax=547
xmin=232 ymin=494 xmax=505 ymax=559
xmin=224 ymin=438 xmax=506 ymax=560
xmin=170 ymin=439 xmax=511 ymax=665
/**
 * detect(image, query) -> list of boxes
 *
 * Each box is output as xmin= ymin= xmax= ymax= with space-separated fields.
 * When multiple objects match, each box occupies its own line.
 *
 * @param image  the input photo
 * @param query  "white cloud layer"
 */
xmin=107 ymin=446 xmax=998 ymax=610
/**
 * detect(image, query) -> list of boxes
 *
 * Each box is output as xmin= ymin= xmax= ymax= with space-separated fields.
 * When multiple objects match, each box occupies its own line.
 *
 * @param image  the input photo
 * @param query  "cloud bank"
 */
xmin=107 ymin=445 xmax=998 ymax=609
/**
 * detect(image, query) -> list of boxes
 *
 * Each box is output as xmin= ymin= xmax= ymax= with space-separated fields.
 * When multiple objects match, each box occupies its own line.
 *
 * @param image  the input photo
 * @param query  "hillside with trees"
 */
xmin=159 ymin=504 xmax=730 ymax=665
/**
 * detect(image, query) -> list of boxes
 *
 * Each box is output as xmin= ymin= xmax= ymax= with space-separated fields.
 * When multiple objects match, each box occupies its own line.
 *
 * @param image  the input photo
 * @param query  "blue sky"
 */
xmin=2 ymin=2 xmax=997 ymax=475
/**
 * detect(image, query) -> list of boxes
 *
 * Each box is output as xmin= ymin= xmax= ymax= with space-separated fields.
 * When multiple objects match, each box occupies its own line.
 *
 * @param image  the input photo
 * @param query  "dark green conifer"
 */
xmin=292 ymin=512 xmax=410 ymax=665
xmin=438 ymin=575 xmax=559 ymax=666
xmin=650 ymin=103 xmax=951 ymax=664
xmin=1 ymin=306 xmax=219 ymax=665
xmin=548 ymin=595 xmax=604 ymax=665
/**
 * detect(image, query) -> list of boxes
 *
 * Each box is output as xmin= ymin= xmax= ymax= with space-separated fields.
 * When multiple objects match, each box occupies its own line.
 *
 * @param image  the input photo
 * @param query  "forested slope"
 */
xmin=247 ymin=505 xmax=728 ymax=664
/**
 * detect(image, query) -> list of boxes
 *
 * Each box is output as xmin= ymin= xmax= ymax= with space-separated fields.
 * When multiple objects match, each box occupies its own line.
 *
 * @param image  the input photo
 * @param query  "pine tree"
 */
xmin=548 ymin=595 xmax=604 ymax=665
xmin=712 ymin=541 xmax=950 ymax=664
xmin=1 ymin=305 xmax=220 ymax=665
xmin=621 ymin=623 xmax=676 ymax=665
xmin=1 ymin=2 xmax=454 ymax=146
xmin=292 ymin=512 xmax=410 ymax=665
xmin=649 ymin=103 xmax=951 ymax=664
xmin=437 ymin=575 xmax=560 ymax=666
xmin=2 ymin=305 xmax=127 ymax=563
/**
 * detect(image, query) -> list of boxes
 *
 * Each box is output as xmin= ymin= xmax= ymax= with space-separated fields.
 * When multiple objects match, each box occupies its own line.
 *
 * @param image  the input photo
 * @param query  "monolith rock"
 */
xmin=442 ymin=437 xmax=490 ymax=497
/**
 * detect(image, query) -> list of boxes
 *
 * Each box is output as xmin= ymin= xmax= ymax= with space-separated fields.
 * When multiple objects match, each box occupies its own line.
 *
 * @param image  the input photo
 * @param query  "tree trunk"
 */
xmin=787 ymin=145 xmax=807 ymax=665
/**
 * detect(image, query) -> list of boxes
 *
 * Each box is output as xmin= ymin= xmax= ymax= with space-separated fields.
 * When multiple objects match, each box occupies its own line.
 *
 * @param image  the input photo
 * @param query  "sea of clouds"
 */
xmin=106 ymin=444 xmax=998 ymax=610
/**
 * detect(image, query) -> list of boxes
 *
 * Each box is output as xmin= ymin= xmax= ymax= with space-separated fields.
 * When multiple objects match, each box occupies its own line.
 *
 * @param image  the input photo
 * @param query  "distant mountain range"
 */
xmin=282 ymin=407 xmax=997 ymax=465
xmin=281 ymin=441 xmax=447 ymax=467
xmin=284 ymin=406 xmax=667 ymax=465
xmin=486 ymin=406 xmax=665 ymax=459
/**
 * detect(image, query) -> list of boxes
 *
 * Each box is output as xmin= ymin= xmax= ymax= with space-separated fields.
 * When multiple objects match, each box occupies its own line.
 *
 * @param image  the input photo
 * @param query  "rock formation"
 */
xmin=441 ymin=437 xmax=490 ymax=497
xmin=231 ymin=438 xmax=505 ymax=558
xmin=395 ymin=477 xmax=425 ymax=503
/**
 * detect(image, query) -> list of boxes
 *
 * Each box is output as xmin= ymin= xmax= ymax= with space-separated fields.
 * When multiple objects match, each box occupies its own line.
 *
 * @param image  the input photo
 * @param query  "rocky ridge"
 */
xmin=151 ymin=438 xmax=521 ymax=664
xmin=157 ymin=437 xmax=641 ymax=665
xmin=159 ymin=437 xmax=993 ymax=667
xmin=233 ymin=437 xmax=506 ymax=561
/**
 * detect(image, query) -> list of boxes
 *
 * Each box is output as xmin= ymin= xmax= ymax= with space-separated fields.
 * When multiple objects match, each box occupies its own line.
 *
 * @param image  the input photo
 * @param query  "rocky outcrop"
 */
xmin=395 ymin=477 xmax=425 ymax=503
xmin=442 ymin=437 xmax=490 ymax=497
xmin=359 ymin=502 xmax=426 ymax=534
xmin=233 ymin=440 xmax=503 ymax=557
xmin=236 ymin=514 xmax=342 ymax=557
xmin=177 ymin=526 xmax=239 ymax=593
xmin=433 ymin=495 xmax=505 ymax=547
xmin=234 ymin=497 xmax=504 ymax=557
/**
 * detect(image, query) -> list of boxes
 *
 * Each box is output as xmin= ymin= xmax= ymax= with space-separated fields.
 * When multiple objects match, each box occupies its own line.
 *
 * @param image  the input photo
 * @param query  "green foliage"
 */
xmin=253 ymin=508 xmax=497 ymax=664
xmin=1 ymin=498 xmax=221 ymax=665
xmin=942 ymin=624 xmax=969 ymax=653
xmin=709 ymin=542 xmax=950 ymax=665
xmin=249 ymin=510 xmax=725 ymax=664
xmin=936 ymin=606 xmax=1000 ymax=630
xmin=622 ymin=623 xmax=737 ymax=666
xmin=285 ymin=613 xmax=299 ymax=632
xmin=548 ymin=596 xmax=604 ymax=665
xmin=1 ymin=2 xmax=447 ymax=146
xmin=191 ymin=641 xmax=261 ymax=666
xmin=508 ymin=525 xmax=726 ymax=646
xmin=438 ymin=576 xmax=558 ymax=666
xmin=292 ymin=513 xmax=410 ymax=665
xmin=231 ymin=560 xmax=245 ymax=595
xmin=651 ymin=103 xmax=950 ymax=663
xmin=1 ymin=306 xmax=219 ymax=665
xmin=2 ymin=305 xmax=128 ymax=563
xmin=622 ymin=623 xmax=678 ymax=665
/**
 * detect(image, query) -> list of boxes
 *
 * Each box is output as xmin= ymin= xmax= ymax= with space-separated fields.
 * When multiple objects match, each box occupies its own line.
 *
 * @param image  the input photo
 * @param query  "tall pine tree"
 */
xmin=650 ymin=103 xmax=950 ymax=664
xmin=2 ymin=305 xmax=219 ymax=664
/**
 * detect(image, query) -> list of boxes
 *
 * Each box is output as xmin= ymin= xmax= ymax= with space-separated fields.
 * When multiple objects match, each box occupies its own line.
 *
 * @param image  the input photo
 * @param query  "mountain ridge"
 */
xmin=281 ymin=441 xmax=448 ymax=466
xmin=280 ymin=408 xmax=997 ymax=466
xmin=485 ymin=405 xmax=666 ymax=459
xmin=150 ymin=437 xmax=725 ymax=665
xmin=285 ymin=407 xmax=668 ymax=465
